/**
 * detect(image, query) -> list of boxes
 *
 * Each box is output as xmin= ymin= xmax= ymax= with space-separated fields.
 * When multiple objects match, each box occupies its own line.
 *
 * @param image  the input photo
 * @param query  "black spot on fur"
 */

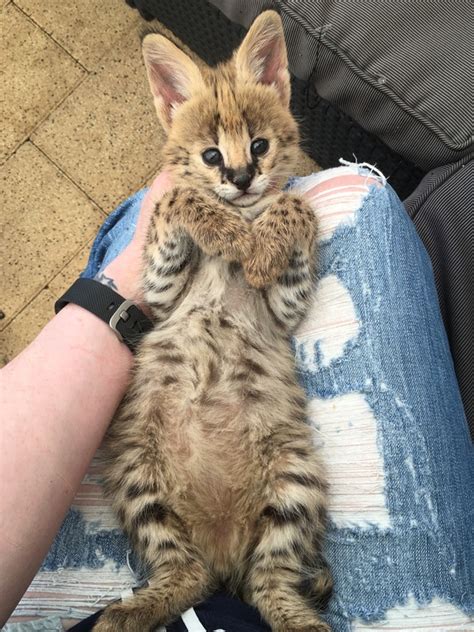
xmin=152 ymin=282 xmax=174 ymax=293
xmin=121 ymin=463 xmax=136 ymax=476
xmin=278 ymin=271 xmax=310 ymax=287
xmin=244 ymin=388 xmax=264 ymax=401
xmin=155 ymin=257 xmax=190 ymax=276
xmin=162 ymin=375 xmax=178 ymax=386
xmin=261 ymin=504 xmax=310 ymax=525
xmin=207 ymin=360 xmax=219 ymax=385
xmin=283 ymin=298 xmax=298 ymax=310
xmin=157 ymin=539 xmax=178 ymax=551
xmin=153 ymin=340 xmax=176 ymax=350
xmin=278 ymin=472 xmax=322 ymax=488
xmin=126 ymin=481 xmax=157 ymax=499
xmin=148 ymin=301 xmax=174 ymax=314
xmin=117 ymin=507 xmax=126 ymax=525
xmin=132 ymin=502 xmax=168 ymax=528
xmin=233 ymin=371 xmax=249 ymax=381
xmin=291 ymin=447 xmax=311 ymax=459
xmin=219 ymin=315 xmax=233 ymax=328
xmin=156 ymin=354 xmax=185 ymax=364
xmin=290 ymin=538 xmax=308 ymax=557
xmin=167 ymin=190 xmax=178 ymax=208
xmin=242 ymin=357 xmax=268 ymax=376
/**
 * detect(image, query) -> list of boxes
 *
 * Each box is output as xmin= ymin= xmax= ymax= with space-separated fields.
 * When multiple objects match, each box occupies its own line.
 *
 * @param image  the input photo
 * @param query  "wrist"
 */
xmin=97 ymin=243 xmax=144 ymax=308
xmin=58 ymin=302 xmax=134 ymax=364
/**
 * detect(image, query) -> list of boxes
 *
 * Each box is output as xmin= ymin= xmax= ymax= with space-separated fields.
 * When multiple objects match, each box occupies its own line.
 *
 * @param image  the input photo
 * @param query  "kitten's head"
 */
xmin=142 ymin=11 xmax=298 ymax=214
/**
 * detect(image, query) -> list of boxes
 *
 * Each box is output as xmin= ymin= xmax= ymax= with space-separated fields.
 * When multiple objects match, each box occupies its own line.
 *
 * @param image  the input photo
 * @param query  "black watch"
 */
xmin=55 ymin=278 xmax=153 ymax=353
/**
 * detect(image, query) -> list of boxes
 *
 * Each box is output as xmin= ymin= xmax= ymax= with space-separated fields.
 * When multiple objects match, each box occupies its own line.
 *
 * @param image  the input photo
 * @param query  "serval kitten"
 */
xmin=94 ymin=11 xmax=332 ymax=632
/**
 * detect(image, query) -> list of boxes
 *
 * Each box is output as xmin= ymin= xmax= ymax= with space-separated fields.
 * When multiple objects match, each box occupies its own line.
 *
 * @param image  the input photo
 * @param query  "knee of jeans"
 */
xmin=338 ymin=158 xmax=387 ymax=187
xmin=329 ymin=161 xmax=432 ymax=272
xmin=296 ymin=161 xmax=391 ymax=242
xmin=297 ymin=160 xmax=386 ymax=205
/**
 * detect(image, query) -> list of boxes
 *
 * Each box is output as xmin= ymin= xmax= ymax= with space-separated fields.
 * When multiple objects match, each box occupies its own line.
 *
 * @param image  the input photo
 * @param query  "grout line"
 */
xmin=1 ymin=138 xmax=106 ymax=332
xmin=0 ymin=236 xmax=95 ymax=334
xmin=0 ymin=284 xmax=52 ymax=334
xmin=44 ymin=236 xmax=94 ymax=293
xmin=11 ymin=1 xmax=89 ymax=73
xmin=31 ymin=139 xmax=159 ymax=221
xmin=29 ymin=140 xmax=108 ymax=218
xmin=1 ymin=70 xmax=90 ymax=168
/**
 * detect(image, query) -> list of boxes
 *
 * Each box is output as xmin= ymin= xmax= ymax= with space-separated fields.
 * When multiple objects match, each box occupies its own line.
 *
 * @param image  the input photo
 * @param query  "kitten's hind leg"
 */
xmin=93 ymin=511 xmax=213 ymax=632
xmin=243 ymin=451 xmax=332 ymax=632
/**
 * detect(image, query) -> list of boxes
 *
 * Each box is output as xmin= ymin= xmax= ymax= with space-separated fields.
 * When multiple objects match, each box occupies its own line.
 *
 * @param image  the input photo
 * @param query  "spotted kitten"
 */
xmin=94 ymin=11 xmax=332 ymax=632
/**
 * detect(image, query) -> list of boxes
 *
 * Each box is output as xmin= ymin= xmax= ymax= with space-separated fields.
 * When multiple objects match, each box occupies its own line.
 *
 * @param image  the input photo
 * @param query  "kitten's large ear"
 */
xmin=235 ymin=11 xmax=290 ymax=107
xmin=142 ymin=34 xmax=205 ymax=130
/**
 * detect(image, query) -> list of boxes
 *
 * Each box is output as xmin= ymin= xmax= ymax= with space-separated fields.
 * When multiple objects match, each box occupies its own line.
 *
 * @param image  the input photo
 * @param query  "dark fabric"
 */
xmin=405 ymin=158 xmax=474 ymax=438
xmin=125 ymin=0 xmax=425 ymax=200
xmin=209 ymin=0 xmax=473 ymax=170
xmin=69 ymin=592 xmax=271 ymax=631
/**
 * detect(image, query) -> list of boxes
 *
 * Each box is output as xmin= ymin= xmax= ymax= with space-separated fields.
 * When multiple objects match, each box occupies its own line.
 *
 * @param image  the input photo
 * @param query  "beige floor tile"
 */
xmin=48 ymin=240 xmax=93 ymax=297
xmin=0 ymin=4 xmax=85 ymax=163
xmin=14 ymin=0 xmax=140 ymax=70
xmin=32 ymin=27 xmax=166 ymax=213
xmin=0 ymin=288 xmax=56 ymax=365
xmin=0 ymin=142 xmax=103 ymax=330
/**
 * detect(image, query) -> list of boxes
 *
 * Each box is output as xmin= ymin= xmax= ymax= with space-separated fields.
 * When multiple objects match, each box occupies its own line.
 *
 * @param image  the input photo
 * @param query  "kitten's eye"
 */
xmin=202 ymin=148 xmax=223 ymax=166
xmin=250 ymin=138 xmax=269 ymax=156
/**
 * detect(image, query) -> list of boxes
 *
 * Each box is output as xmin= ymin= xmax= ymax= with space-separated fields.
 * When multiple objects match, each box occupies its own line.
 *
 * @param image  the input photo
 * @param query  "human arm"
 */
xmin=0 ymin=172 xmax=172 ymax=623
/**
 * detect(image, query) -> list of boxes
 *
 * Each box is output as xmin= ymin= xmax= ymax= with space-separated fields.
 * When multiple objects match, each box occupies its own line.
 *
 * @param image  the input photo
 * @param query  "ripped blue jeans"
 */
xmin=12 ymin=167 xmax=472 ymax=632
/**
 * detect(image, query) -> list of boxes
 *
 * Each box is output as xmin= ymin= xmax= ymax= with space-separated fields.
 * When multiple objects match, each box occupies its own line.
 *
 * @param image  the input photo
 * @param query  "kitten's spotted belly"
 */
xmin=146 ymin=310 xmax=290 ymax=570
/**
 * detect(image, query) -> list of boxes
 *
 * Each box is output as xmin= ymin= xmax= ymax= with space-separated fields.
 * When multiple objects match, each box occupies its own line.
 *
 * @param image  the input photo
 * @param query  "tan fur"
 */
xmin=94 ymin=11 xmax=332 ymax=632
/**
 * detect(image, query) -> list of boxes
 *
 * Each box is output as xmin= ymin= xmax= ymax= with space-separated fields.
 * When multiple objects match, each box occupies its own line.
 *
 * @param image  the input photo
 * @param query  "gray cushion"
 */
xmin=405 ymin=158 xmax=474 ymax=436
xmin=210 ymin=0 xmax=473 ymax=170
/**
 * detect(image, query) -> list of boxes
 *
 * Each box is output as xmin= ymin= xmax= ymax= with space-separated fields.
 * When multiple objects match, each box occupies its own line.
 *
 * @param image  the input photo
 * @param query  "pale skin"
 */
xmin=0 ymin=169 xmax=372 ymax=626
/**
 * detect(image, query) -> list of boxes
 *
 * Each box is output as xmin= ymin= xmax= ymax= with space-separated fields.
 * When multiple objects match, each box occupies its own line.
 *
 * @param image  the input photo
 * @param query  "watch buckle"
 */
xmin=109 ymin=299 xmax=135 ymax=342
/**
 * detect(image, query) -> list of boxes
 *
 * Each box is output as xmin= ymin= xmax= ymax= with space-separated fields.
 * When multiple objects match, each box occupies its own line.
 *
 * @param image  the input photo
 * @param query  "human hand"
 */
xmin=98 ymin=171 xmax=173 ymax=307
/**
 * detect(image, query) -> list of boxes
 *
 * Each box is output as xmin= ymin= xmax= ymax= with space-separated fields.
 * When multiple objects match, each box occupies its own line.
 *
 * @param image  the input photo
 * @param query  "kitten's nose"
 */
xmin=231 ymin=169 xmax=252 ymax=191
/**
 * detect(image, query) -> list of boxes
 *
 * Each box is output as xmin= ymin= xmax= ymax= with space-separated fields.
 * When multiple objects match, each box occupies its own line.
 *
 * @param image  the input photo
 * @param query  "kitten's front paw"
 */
xmin=167 ymin=187 xmax=254 ymax=262
xmin=192 ymin=209 xmax=254 ymax=262
xmin=215 ymin=215 xmax=254 ymax=262
xmin=243 ymin=249 xmax=289 ymax=288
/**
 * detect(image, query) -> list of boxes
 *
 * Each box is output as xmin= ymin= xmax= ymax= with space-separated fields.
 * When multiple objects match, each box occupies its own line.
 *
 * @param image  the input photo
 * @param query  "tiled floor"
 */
xmin=1 ymin=0 xmax=319 ymax=365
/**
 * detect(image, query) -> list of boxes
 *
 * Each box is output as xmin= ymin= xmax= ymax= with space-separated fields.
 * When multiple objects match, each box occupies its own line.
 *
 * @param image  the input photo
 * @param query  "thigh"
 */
xmin=288 ymin=165 xmax=472 ymax=631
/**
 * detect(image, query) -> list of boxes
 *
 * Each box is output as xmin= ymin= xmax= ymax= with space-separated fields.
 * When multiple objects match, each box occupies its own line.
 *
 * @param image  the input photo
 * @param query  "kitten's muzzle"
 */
xmin=225 ymin=165 xmax=256 ymax=192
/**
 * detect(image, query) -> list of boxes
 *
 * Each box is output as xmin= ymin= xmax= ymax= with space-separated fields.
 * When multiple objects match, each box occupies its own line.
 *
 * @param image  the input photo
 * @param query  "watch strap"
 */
xmin=55 ymin=278 xmax=153 ymax=352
